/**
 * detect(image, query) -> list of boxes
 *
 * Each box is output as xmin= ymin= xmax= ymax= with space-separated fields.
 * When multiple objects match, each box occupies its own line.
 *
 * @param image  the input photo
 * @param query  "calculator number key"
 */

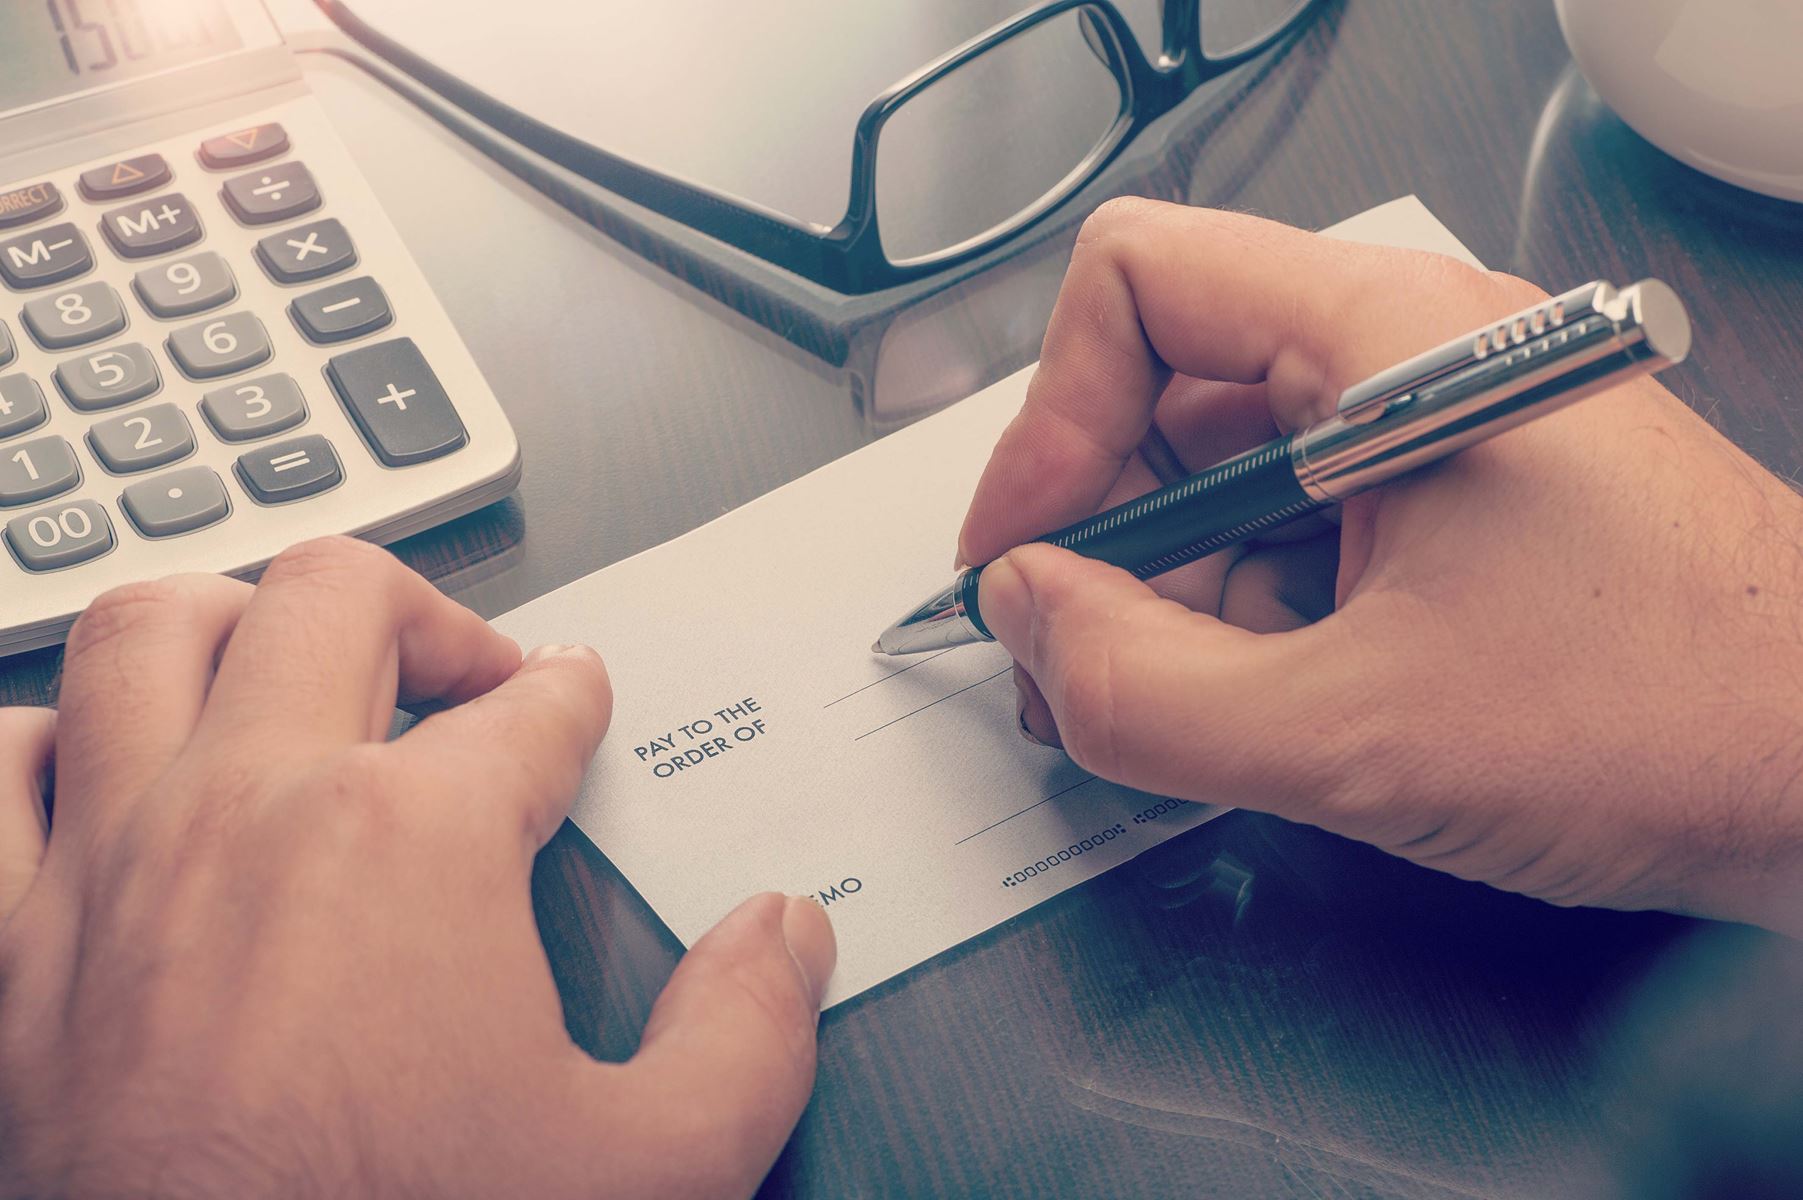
xmin=5 ymin=498 xmax=113 ymax=572
xmin=88 ymin=403 xmax=196 ymax=474
xmin=22 ymin=283 xmax=126 ymax=350
xmin=133 ymin=251 xmax=237 ymax=319
xmin=100 ymin=192 xmax=203 ymax=259
xmin=235 ymin=435 xmax=342 ymax=504
xmin=0 ymin=435 xmax=80 ymax=507
xmin=200 ymin=373 xmax=307 ymax=442
xmin=0 ymin=223 xmax=93 ymax=289
xmin=0 ymin=320 xmax=13 ymax=368
xmin=0 ymin=374 xmax=48 ymax=440
xmin=55 ymin=343 xmax=160 ymax=412
xmin=221 ymin=163 xmax=321 ymax=226
xmin=121 ymin=466 xmax=230 ymax=538
xmin=326 ymin=338 xmax=467 ymax=467
xmin=166 ymin=313 xmax=271 ymax=379
xmin=256 ymin=218 xmax=356 ymax=285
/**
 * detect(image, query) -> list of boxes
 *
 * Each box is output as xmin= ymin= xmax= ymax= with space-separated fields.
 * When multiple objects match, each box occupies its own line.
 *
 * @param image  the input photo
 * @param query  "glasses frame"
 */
xmin=321 ymin=0 xmax=1321 ymax=296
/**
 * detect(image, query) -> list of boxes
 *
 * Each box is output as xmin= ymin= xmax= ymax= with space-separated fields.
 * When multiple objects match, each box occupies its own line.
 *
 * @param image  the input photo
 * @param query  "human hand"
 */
xmin=959 ymin=199 xmax=1803 ymax=935
xmin=0 ymin=537 xmax=835 ymax=1198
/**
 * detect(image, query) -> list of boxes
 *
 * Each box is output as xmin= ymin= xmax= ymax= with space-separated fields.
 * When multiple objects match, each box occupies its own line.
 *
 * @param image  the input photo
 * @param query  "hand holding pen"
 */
xmin=946 ymin=200 xmax=1803 ymax=935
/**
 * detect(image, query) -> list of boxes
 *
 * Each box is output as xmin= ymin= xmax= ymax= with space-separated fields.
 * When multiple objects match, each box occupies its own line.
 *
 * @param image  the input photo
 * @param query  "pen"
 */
xmin=873 ymin=278 xmax=1692 ymax=656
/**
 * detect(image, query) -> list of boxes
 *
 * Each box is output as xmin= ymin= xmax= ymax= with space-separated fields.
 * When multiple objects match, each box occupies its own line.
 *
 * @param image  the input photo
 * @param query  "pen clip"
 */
xmin=1335 ymin=281 xmax=1613 ymax=425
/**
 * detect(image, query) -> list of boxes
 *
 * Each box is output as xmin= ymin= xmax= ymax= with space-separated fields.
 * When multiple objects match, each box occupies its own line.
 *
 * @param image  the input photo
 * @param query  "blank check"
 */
xmin=494 ymin=197 xmax=1484 ymax=1006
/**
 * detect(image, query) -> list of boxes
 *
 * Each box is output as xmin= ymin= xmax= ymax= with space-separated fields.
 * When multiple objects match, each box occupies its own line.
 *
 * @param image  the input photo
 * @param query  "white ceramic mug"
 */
xmin=1554 ymin=0 xmax=1803 ymax=201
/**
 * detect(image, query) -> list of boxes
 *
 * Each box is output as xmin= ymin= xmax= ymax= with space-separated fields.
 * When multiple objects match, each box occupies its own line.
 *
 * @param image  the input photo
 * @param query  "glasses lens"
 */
xmin=875 ymin=7 xmax=1126 ymax=266
xmin=1200 ymin=0 xmax=1313 ymax=60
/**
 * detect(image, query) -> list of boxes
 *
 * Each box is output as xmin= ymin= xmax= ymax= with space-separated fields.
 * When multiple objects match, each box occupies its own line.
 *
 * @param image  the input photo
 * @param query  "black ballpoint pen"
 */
xmin=873 ymin=278 xmax=1692 ymax=656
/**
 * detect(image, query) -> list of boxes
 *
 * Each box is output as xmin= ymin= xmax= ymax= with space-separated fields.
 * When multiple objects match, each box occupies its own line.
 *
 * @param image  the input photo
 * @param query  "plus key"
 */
xmin=325 ymin=337 xmax=467 ymax=467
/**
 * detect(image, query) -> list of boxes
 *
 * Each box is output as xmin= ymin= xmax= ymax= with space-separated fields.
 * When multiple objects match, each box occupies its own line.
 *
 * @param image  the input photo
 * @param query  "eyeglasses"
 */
xmin=339 ymin=0 xmax=1323 ymax=296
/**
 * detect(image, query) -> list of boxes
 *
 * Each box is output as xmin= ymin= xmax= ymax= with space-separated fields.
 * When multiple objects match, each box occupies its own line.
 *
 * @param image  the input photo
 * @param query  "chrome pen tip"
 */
xmin=870 ymin=571 xmax=993 ymax=656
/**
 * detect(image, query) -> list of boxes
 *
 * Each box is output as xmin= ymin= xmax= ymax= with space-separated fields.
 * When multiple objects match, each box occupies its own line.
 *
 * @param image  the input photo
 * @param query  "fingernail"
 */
xmin=781 ymin=895 xmax=836 ymax=1011
xmin=524 ymin=643 xmax=581 ymax=664
xmin=1013 ymin=672 xmax=1042 ymax=746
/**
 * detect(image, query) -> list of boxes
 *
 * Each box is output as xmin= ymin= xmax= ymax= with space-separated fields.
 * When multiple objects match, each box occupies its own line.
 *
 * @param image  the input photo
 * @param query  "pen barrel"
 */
xmin=1032 ymin=435 xmax=1322 ymax=578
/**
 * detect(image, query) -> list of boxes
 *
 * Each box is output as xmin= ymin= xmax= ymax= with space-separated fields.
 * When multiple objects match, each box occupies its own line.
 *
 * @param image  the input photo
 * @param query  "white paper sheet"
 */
xmin=494 ymin=196 xmax=1484 ymax=1006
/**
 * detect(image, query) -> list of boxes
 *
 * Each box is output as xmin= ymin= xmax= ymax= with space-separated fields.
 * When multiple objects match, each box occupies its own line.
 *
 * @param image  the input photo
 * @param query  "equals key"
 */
xmin=235 ymin=435 xmax=343 ymax=504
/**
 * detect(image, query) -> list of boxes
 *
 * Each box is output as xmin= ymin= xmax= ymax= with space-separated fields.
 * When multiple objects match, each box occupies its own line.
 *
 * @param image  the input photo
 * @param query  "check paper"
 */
xmin=494 ymin=197 xmax=1483 ymax=1006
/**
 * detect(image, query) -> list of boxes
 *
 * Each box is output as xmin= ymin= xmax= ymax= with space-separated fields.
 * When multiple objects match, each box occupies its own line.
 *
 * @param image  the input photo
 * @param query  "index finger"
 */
xmin=195 ymin=537 xmax=520 ymax=755
xmin=955 ymin=200 xmax=1478 ymax=565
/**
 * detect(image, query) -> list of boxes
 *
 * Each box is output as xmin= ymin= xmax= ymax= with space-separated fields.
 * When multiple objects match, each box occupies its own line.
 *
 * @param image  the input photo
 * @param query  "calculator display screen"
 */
xmin=1 ymin=1 xmax=245 ymax=116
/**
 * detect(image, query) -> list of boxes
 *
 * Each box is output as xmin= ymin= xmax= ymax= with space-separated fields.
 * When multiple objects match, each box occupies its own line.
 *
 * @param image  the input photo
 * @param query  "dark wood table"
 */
xmin=7 ymin=3 xmax=1801 ymax=1196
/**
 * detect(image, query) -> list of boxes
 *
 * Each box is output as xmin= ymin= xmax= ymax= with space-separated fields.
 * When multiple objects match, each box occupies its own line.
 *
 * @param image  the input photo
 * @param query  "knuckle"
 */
xmin=1480 ymin=267 xmax=1551 ymax=308
xmin=1074 ymin=196 xmax=1167 ymax=249
xmin=67 ymin=577 xmax=192 ymax=662
xmin=1395 ymin=252 xmax=1545 ymax=321
xmin=260 ymin=536 xmax=395 ymax=592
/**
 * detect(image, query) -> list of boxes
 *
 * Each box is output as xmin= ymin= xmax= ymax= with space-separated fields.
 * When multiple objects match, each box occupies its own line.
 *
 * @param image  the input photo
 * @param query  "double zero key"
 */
xmin=5 ymin=498 xmax=113 ymax=572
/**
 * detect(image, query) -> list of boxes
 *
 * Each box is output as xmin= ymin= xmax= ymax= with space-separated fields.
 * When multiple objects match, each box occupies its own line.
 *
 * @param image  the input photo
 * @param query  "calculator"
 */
xmin=0 ymin=0 xmax=520 ymax=656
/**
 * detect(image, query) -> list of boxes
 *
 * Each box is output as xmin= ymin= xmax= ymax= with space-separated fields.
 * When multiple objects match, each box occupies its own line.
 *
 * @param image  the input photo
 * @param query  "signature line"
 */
xmin=823 ymin=648 xmax=956 ymax=708
xmin=955 ymin=775 xmax=1100 ymax=846
xmin=852 ymin=668 xmax=1011 ymax=741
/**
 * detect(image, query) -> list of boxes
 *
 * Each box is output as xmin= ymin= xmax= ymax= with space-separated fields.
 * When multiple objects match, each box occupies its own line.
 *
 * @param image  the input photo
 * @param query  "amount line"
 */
xmin=955 ymin=775 xmax=1099 ymax=846
xmin=823 ymin=648 xmax=955 ymax=708
xmin=852 ymin=668 xmax=1010 ymax=741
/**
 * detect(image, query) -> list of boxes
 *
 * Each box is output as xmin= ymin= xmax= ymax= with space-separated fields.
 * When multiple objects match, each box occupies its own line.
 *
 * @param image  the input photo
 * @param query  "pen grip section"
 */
xmin=1038 ymin=435 xmax=1322 ymax=579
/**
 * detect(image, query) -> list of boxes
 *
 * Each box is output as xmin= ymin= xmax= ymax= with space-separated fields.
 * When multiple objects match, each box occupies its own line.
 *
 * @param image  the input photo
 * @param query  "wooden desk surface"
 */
xmin=6 ymin=3 xmax=1800 ymax=1196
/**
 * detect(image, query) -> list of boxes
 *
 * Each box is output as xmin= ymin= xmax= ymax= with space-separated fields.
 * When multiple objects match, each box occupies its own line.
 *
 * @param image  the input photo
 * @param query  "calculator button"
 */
xmin=292 ymin=277 xmax=392 ymax=345
xmin=79 ymin=154 xmax=172 ymax=202
xmin=5 ymin=498 xmax=113 ymax=571
xmin=235 ymin=435 xmax=342 ymax=504
xmin=88 ymin=403 xmax=195 ymax=474
xmin=0 ymin=375 xmax=48 ymax=440
xmin=221 ymin=163 xmax=320 ymax=226
xmin=133 ymin=251 xmax=237 ymax=319
xmin=54 ymin=343 xmax=160 ymax=412
xmin=326 ymin=338 xmax=467 ymax=468
xmin=22 ymin=283 xmax=126 ymax=350
xmin=0 ymin=321 xmax=12 ymax=368
xmin=0 ymin=182 xmax=63 ymax=230
xmin=121 ymin=466 xmax=230 ymax=538
xmin=0 ymin=435 xmax=80 ymax=507
xmin=99 ymin=192 xmax=204 ymax=260
xmin=200 ymin=373 xmax=307 ymax=442
xmin=0 ymin=223 xmax=93 ymax=289
xmin=199 ymin=123 xmax=289 ymax=170
xmin=166 ymin=313 xmax=271 ymax=379
xmin=256 ymin=218 xmax=356 ymax=284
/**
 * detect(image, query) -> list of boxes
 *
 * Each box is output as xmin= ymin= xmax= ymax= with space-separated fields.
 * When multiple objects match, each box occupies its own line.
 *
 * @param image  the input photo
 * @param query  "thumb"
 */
xmin=979 ymin=544 xmax=1357 ymax=813
xmin=618 ymin=893 xmax=835 ymax=1197
xmin=0 ymin=708 xmax=55 ymax=925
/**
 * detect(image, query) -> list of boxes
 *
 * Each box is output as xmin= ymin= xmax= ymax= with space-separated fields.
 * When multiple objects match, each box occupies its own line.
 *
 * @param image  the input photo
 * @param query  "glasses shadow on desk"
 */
xmin=298 ymin=1 xmax=1344 ymax=434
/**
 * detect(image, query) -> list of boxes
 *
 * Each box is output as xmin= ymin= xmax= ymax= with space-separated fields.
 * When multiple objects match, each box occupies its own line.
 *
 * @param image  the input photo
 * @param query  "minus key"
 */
xmin=290 ymin=276 xmax=392 ymax=344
